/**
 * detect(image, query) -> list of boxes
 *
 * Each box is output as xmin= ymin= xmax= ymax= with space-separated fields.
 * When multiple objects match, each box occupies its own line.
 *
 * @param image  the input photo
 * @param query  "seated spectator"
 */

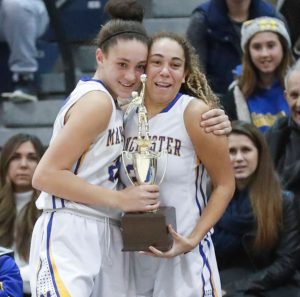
xmin=213 ymin=120 xmax=300 ymax=297
xmin=0 ymin=247 xmax=23 ymax=297
xmin=266 ymin=59 xmax=300 ymax=201
xmin=0 ymin=134 xmax=44 ymax=296
xmin=221 ymin=16 xmax=294 ymax=132
xmin=0 ymin=0 xmax=49 ymax=102
xmin=186 ymin=0 xmax=282 ymax=96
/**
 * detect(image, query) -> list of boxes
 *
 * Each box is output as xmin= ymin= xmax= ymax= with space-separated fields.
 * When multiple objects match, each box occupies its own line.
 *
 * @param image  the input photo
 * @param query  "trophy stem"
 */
xmin=121 ymin=151 xmax=135 ymax=186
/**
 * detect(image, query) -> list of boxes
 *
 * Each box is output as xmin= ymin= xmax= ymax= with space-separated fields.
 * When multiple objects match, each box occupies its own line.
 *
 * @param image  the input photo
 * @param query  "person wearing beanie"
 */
xmin=221 ymin=16 xmax=294 ymax=132
xmin=186 ymin=0 xmax=283 ymax=96
xmin=240 ymin=16 xmax=291 ymax=51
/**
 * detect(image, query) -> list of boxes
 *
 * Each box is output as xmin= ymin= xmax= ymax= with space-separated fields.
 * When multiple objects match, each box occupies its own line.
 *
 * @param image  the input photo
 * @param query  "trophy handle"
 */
xmin=121 ymin=151 xmax=135 ymax=185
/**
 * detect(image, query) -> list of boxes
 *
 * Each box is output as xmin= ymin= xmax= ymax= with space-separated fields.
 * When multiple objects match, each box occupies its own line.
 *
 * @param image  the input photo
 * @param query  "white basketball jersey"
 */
xmin=36 ymin=78 xmax=124 ymax=219
xmin=121 ymin=93 xmax=210 ymax=236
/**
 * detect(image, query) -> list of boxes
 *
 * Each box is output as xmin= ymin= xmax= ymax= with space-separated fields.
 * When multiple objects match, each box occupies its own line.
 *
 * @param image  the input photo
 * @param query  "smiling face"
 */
xmin=249 ymin=31 xmax=283 ymax=77
xmin=96 ymin=39 xmax=148 ymax=99
xmin=7 ymin=141 xmax=39 ymax=192
xmin=145 ymin=38 xmax=186 ymax=108
xmin=285 ymin=70 xmax=300 ymax=126
xmin=228 ymin=133 xmax=259 ymax=188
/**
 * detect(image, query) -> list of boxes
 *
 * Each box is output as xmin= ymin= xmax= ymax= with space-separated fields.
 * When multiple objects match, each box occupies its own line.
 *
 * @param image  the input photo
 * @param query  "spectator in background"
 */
xmin=277 ymin=0 xmax=300 ymax=57
xmin=266 ymin=59 xmax=300 ymax=201
xmin=0 ymin=134 xmax=44 ymax=296
xmin=221 ymin=16 xmax=294 ymax=132
xmin=186 ymin=0 xmax=282 ymax=96
xmin=213 ymin=120 xmax=300 ymax=297
xmin=0 ymin=0 xmax=49 ymax=102
xmin=0 ymin=248 xmax=23 ymax=297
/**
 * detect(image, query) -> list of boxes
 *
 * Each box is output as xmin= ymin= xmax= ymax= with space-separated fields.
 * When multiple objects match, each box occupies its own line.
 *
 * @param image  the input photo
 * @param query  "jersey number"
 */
xmin=108 ymin=157 xmax=121 ymax=182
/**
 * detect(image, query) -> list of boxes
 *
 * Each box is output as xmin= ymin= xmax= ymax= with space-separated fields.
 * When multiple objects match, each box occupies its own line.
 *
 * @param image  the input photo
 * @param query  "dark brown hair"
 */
xmin=95 ymin=0 xmax=149 ymax=53
xmin=230 ymin=121 xmax=283 ymax=250
xmin=0 ymin=134 xmax=44 ymax=261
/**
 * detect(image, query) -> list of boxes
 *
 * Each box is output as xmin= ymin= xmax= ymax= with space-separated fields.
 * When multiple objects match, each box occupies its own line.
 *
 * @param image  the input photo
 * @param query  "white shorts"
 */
xmin=133 ymin=236 xmax=221 ymax=297
xmin=30 ymin=210 xmax=135 ymax=297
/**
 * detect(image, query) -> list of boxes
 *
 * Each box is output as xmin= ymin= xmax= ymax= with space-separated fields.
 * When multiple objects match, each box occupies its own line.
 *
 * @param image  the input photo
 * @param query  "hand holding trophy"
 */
xmin=121 ymin=74 xmax=177 ymax=252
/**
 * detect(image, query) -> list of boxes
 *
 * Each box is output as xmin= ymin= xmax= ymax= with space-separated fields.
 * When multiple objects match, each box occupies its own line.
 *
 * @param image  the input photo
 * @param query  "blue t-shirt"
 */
xmin=247 ymin=80 xmax=290 ymax=133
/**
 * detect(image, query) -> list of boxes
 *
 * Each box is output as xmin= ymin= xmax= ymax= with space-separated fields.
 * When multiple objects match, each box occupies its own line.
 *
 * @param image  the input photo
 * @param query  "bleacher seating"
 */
xmin=0 ymin=100 xmax=62 ymax=147
xmin=0 ymin=0 xmax=205 ymax=147
xmin=142 ymin=0 xmax=203 ymax=34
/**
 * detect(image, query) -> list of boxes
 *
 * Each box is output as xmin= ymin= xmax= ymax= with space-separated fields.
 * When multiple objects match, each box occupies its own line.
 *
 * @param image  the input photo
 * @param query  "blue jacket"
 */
xmin=187 ymin=0 xmax=279 ymax=94
xmin=0 ymin=256 xmax=23 ymax=297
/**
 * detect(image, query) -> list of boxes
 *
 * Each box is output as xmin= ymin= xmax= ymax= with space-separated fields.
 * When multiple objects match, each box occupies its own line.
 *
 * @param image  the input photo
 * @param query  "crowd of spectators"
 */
xmin=186 ymin=0 xmax=282 ymax=96
xmin=186 ymin=1 xmax=300 ymax=295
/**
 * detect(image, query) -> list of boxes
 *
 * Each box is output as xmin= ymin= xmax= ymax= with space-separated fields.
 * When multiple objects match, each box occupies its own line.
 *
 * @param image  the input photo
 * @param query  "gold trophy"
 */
xmin=121 ymin=74 xmax=176 ymax=252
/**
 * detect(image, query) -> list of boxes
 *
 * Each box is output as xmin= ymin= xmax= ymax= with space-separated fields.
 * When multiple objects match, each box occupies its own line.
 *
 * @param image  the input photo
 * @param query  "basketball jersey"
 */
xmin=36 ymin=78 xmax=124 ymax=220
xmin=121 ymin=93 xmax=211 ymax=236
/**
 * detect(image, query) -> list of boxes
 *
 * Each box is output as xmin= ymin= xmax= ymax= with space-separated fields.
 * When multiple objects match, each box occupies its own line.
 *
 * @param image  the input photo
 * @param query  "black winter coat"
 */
xmin=217 ymin=192 xmax=300 ymax=296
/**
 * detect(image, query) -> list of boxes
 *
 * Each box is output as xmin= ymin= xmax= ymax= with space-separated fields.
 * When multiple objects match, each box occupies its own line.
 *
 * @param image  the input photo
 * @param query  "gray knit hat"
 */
xmin=241 ymin=17 xmax=291 ymax=52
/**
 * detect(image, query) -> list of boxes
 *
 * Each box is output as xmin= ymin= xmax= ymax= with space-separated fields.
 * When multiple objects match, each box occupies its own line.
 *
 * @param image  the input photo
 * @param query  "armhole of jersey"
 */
xmin=61 ymin=88 xmax=115 ymax=127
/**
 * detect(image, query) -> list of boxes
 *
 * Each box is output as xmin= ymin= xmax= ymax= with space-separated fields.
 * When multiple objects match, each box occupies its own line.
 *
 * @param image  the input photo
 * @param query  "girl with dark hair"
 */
xmin=29 ymin=1 xmax=160 ymax=296
xmin=122 ymin=32 xmax=235 ymax=297
xmin=221 ymin=17 xmax=294 ymax=132
xmin=213 ymin=121 xmax=300 ymax=296
xmin=0 ymin=133 xmax=44 ymax=295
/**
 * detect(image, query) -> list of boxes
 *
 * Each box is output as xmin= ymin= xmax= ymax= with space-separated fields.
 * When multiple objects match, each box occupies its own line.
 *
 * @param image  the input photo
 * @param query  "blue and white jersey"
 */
xmin=36 ymin=78 xmax=124 ymax=219
xmin=121 ymin=93 xmax=210 ymax=236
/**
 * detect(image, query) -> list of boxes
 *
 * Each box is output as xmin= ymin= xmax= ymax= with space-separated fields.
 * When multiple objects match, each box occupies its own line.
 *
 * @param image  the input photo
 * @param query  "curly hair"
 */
xmin=149 ymin=32 xmax=220 ymax=108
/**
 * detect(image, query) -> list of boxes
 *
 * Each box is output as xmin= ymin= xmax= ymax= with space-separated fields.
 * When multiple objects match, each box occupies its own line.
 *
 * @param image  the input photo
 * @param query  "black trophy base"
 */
xmin=121 ymin=206 xmax=176 ymax=252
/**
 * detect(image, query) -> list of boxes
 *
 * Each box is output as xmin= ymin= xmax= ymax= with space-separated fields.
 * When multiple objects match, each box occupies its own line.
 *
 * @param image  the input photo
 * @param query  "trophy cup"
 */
xmin=121 ymin=74 xmax=176 ymax=252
